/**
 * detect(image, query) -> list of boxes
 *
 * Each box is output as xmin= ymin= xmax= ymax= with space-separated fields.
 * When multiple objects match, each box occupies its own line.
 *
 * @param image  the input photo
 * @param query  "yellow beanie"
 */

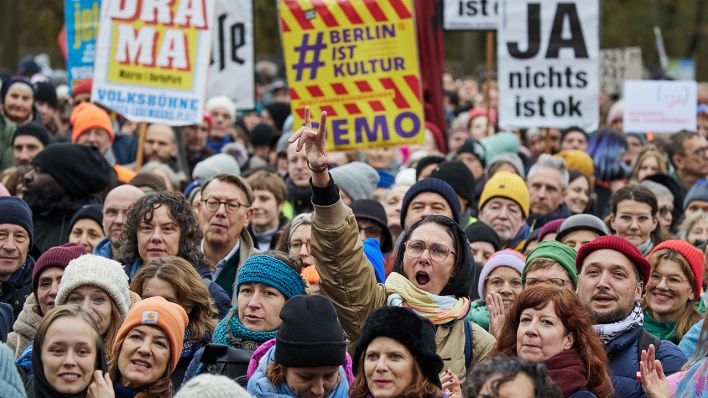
xmin=555 ymin=150 xmax=594 ymax=180
xmin=479 ymin=171 xmax=530 ymax=217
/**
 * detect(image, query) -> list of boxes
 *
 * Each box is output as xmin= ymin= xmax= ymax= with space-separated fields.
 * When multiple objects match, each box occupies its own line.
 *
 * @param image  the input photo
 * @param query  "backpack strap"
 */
xmin=637 ymin=328 xmax=661 ymax=363
xmin=463 ymin=320 xmax=473 ymax=369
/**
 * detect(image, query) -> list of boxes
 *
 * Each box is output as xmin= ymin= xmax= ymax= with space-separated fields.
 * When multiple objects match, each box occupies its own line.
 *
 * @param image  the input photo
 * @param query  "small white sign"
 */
xmin=443 ymin=0 xmax=498 ymax=30
xmin=623 ymin=80 xmax=697 ymax=133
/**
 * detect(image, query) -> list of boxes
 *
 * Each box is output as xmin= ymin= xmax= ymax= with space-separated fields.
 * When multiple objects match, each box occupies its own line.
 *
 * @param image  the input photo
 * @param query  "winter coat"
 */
xmin=196 ymin=264 xmax=231 ymax=319
xmin=92 ymin=237 xmax=114 ymax=259
xmin=605 ymin=325 xmax=687 ymax=398
xmin=0 ymin=257 xmax=35 ymax=321
xmin=0 ymin=114 xmax=16 ymax=171
xmin=678 ymin=319 xmax=703 ymax=358
xmin=6 ymin=294 xmax=42 ymax=358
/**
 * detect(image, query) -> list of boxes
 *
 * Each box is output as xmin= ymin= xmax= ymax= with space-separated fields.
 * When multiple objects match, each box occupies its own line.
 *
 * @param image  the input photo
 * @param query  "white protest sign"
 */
xmin=207 ymin=0 xmax=255 ymax=110
xmin=623 ymin=80 xmax=697 ymax=133
xmin=498 ymin=0 xmax=599 ymax=130
xmin=443 ymin=0 xmax=498 ymax=30
xmin=600 ymin=47 xmax=642 ymax=94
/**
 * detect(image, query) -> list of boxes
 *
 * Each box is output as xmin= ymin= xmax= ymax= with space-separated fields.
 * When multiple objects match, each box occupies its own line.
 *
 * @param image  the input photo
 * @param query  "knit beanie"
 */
xmin=0 ymin=77 xmax=34 ymax=104
xmin=457 ymin=139 xmax=486 ymax=168
xmin=415 ymin=155 xmax=446 ymax=180
xmin=35 ymin=81 xmax=58 ymax=108
xmin=32 ymin=243 xmax=85 ymax=296
xmin=71 ymin=78 xmax=92 ymax=99
xmin=464 ymin=222 xmax=501 ymax=252
xmin=354 ymin=306 xmax=444 ymax=388
xmin=68 ymin=204 xmax=103 ymax=234
xmin=192 ymin=154 xmax=242 ymax=180
xmin=32 ymin=143 xmax=112 ymax=198
xmin=0 ymin=343 xmax=25 ymax=398
xmin=264 ymin=102 xmax=291 ymax=133
xmin=556 ymin=214 xmax=610 ymax=243
xmin=430 ymin=160 xmax=476 ymax=207
xmin=478 ymin=249 xmax=525 ymax=298
xmin=55 ymin=254 xmax=132 ymax=317
xmin=468 ymin=107 xmax=497 ymax=125
xmin=489 ymin=153 xmax=526 ymax=178
xmin=114 ymin=296 xmax=188 ymax=372
xmin=206 ymin=95 xmax=236 ymax=120
xmin=576 ymin=235 xmax=651 ymax=283
xmin=236 ymin=255 xmax=305 ymax=300
xmin=524 ymin=241 xmax=578 ymax=287
xmin=555 ymin=150 xmax=594 ymax=180
xmin=12 ymin=121 xmax=50 ymax=146
xmin=330 ymin=162 xmax=380 ymax=202
xmin=479 ymin=171 xmax=530 ymax=217
xmin=0 ymin=197 xmax=33 ymax=241
xmin=649 ymin=240 xmax=705 ymax=300
xmin=71 ymin=102 xmax=115 ymax=143
xmin=175 ymin=374 xmax=252 ymax=398
xmin=351 ymin=199 xmax=392 ymax=253
xmin=536 ymin=218 xmax=565 ymax=241
xmin=683 ymin=179 xmax=708 ymax=210
xmin=275 ymin=295 xmax=346 ymax=367
xmin=400 ymin=178 xmax=461 ymax=227
xmin=250 ymin=123 xmax=277 ymax=147
xmin=480 ymin=132 xmax=520 ymax=164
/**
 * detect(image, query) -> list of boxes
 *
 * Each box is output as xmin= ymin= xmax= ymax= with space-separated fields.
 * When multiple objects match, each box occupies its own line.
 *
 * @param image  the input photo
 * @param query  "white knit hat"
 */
xmin=206 ymin=95 xmax=237 ymax=120
xmin=175 ymin=374 xmax=252 ymax=398
xmin=55 ymin=254 xmax=131 ymax=317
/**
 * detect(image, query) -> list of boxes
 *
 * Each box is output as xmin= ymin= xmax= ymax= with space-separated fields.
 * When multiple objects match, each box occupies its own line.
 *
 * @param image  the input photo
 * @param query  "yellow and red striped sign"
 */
xmin=280 ymin=0 xmax=424 ymax=151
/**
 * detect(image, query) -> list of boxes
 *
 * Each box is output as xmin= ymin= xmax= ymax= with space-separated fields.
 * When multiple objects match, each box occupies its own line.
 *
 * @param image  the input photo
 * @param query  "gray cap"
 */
xmin=683 ymin=180 xmax=708 ymax=210
xmin=556 ymin=214 xmax=610 ymax=242
xmin=330 ymin=162 xmax=380 ymax=201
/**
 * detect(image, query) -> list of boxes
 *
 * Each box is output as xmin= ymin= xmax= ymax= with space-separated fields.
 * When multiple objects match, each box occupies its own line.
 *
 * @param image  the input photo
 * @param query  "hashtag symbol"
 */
xmin=292 ymin=32 xmax=327 ymax=81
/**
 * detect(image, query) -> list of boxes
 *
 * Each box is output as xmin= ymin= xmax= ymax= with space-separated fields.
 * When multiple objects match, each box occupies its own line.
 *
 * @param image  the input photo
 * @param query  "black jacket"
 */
xmin=0 ymin=257 xmax=35 ymax=322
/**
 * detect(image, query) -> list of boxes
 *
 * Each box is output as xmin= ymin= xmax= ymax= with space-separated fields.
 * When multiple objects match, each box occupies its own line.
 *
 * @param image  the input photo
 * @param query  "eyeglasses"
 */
xmin=614 ymin=213 xmax=654 ymax=226
xmin=358 ymin=224 xmax=382 ymax=238
xmin=525 ymin=278 xmax=570 ymax=288
xmin=648 ymin=272 xmax=689 ymax=288
xmin=685 ymin=146 xmax=708 ymax=157
xmin=404 ymin=240 xmax=455 ymax=262
xmin=658 ymin=207 xmax=674 ymax=217
xmin=290 ymin=240 xmax=311 ymax=253
xmin=487 ymin=277 xmax=523 ymax=289
xmin=201 ymin=198 xmax=248 ymax=213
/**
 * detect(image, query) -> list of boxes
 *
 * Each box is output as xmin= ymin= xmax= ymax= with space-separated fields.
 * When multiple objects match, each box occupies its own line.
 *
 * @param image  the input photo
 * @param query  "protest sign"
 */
xmin=623 ymin=80 xmax=697 ymax=133
xmin=443 ymin=0 xmax=498 ymax=30
xmin=498 ymin=0 xmax=599 ymax=130
xmin=65 ymin=0 xmax=100 ymax=91
xmin=92 ymin=0 xmax=216 ymax=125
xmin=599 ymin=47 xmax=642 ymax=94
xmin=280 ymin=0 xmax=424 ymax=151
xmin=207 ymin=0 xmax=255 ymax=110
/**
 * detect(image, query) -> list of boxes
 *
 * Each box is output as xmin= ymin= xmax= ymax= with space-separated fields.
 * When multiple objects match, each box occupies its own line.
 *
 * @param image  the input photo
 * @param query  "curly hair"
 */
xmin=494 ymin=286 xmax=614 ymax=398
xmin=130 ymin=256 xmax=217 ymax=342
xmin=115 ymin=191 xmax=204 ymax=267
xmin=467 ymin=355 xmax=561 ymax=398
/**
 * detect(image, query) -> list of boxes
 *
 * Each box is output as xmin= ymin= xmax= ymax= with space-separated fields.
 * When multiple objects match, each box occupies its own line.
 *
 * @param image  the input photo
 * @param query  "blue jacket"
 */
xmin=678 ymin=319 xmax=703 ymax=358
xmin=92 ymin=237 xmax=113 ymax=259
xmin=197 ymin=264 xmax=231 ymax=319
xmin=606 ymin=325 xmax=687 ymax=398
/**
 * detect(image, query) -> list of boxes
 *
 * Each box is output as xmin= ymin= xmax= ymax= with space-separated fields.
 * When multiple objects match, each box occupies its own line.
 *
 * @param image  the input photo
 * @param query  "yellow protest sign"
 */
xmin=280 ymin=0 xmax=424 ymax=151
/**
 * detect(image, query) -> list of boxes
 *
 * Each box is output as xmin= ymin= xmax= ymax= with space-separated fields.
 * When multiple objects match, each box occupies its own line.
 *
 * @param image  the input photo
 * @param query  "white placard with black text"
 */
xmin=443 ymin=0 xmax=498 ymax=30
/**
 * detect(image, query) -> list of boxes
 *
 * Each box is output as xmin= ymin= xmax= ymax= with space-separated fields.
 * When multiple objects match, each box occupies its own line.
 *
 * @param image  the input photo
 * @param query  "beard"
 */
xmin=585 ymin=301 xmax=636 ymax=324
xmin=23 ymin=184 xmax=63 ymax=213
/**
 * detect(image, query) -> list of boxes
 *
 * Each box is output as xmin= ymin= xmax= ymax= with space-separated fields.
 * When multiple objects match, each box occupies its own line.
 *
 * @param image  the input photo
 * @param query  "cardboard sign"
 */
xmin=498 ymin=0 xmax=599 ymax=130
xmin=623 ymin=80 xmax=697 ymax=133
xmin=599 ymin=47 xmax=642 ymax=94
xmin=207 ymin=0 xmax=255 ymax=110
xmin=443 ymin=0 xmax=498 ymax=30
xmin=65 ymin=0 xmax=101 ymax=91
xmin=92 ymin=0 xmax=216 ymax=125
xmin=280 ymin=0 xmax=424 ymax=151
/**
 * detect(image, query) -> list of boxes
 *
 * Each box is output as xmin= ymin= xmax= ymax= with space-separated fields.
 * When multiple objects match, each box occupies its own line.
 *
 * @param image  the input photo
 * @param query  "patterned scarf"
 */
xmin=385 ymin=272 xmax=470 ymax=325
xmin=212 ymin=307 xmax=277 ymax=351
xmin=592 ymin=302 xmax=644 ymax=344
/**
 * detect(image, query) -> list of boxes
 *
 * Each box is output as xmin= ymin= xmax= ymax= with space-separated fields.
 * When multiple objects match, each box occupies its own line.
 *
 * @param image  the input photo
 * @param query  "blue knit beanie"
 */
xmin=0 ymin=197 xmax=33 ymax=241
xmin=684 ymin=179 xmax=708 ymax=210
xmin=0 ymin=343 xmax=25 ymax=398
xmin=399 ymin=178 xmax=461 ymax=228
xmin=236 ymin=255 xmax=305 ymax=299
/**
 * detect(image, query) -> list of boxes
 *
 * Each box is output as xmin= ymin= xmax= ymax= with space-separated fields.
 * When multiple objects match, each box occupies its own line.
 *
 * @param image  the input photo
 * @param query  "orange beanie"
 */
xmin=113 ymin=296 xmax=188 ymax=372
xmin=71 ymin=102 xmax=115 ymax=143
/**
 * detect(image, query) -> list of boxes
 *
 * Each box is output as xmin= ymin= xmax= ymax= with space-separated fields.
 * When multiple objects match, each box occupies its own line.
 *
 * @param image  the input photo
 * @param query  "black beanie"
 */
xmin=32 ymin=143 xmax=112 ymax=199
xmin=264 ymin=102 xmax=291 ymax=133
xmin=400 ymin=178 xmax=461 ymax=228
xmin=457 ymin=139 xmax=486 ymax=168
xmin=250 ymin=122 xmax=277 ymax=147
xmin=354 ymin=306 xmax=444 ymax=388
xmin=12 ymin=121 xmax=50 ymax=146
xmin=464 ymin=221 xmax=501 ymax=252
xmin=0 ymin=197 xmax=33 ymax=241
xmin=275 ymin=295 xmax=346 ymax=368
xmin=415 ymin=155 xmax=445 ymax=180
xmin=430 ymin=160 xmax=476 ymax=208
xmin=34 ymin=81 xmax=58 ymax=109
xmin=68 ymin=204 xmax=104 ymax=233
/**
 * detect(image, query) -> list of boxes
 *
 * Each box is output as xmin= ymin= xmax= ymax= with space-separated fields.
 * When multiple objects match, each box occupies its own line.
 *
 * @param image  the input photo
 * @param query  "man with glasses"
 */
xmin=521 ymin=241 xmax=578 ymax=291
xmin=93 ymin=184 xmax=144 ymax=260
xmin=197 ymin=173 xmax=256 ymax=300
xmin=668 ymin=130 xmax=708 ymax=190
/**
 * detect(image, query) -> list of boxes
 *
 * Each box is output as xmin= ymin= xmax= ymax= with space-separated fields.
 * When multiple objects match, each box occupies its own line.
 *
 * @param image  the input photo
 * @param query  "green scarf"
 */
xmin=643 ymin=309 xmax=678 ymax=343
xmin=466 ymin=299 xmax=489 ymax=331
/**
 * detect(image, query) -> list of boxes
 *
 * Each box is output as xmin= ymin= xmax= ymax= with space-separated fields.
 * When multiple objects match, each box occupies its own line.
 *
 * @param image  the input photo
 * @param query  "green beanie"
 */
xmin=523 ymin=240 xmax=578 ymax=288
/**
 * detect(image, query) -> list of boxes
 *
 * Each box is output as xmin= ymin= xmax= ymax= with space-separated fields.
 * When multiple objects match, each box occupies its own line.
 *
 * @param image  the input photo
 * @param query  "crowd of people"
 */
xmin=0 ymin=58 xmax=707 ymax=398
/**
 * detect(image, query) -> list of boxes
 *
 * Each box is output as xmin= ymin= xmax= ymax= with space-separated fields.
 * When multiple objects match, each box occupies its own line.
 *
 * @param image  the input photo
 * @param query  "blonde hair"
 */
xmin=631 ymin=147 xmax=668 ymax=182
xmin=677 ymin=212 xmax=708 ymax=243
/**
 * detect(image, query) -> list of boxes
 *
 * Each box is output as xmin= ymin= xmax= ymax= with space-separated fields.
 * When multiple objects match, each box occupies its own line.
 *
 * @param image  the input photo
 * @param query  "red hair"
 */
xmin=494 ymin=286 xmax=613 ymax=398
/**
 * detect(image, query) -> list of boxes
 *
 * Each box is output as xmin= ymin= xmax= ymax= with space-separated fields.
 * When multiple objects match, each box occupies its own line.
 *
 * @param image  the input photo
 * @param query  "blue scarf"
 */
xmin=213 ymin=307 xmax=278 ymax=348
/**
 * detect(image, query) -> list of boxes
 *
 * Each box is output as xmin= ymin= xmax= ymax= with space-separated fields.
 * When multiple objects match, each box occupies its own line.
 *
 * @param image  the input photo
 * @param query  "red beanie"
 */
xmin=71 ymin=102 xmax=114 ymax=143
xmin=72 ymin=78 xmax=92 ymax=98
xmin=649 ymin=240 xmax=705 ymax=300
xmin=32 ymin=243 xmax=86 ymax=297
xmin=576 ymin=235 xmax=651 ymax=283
